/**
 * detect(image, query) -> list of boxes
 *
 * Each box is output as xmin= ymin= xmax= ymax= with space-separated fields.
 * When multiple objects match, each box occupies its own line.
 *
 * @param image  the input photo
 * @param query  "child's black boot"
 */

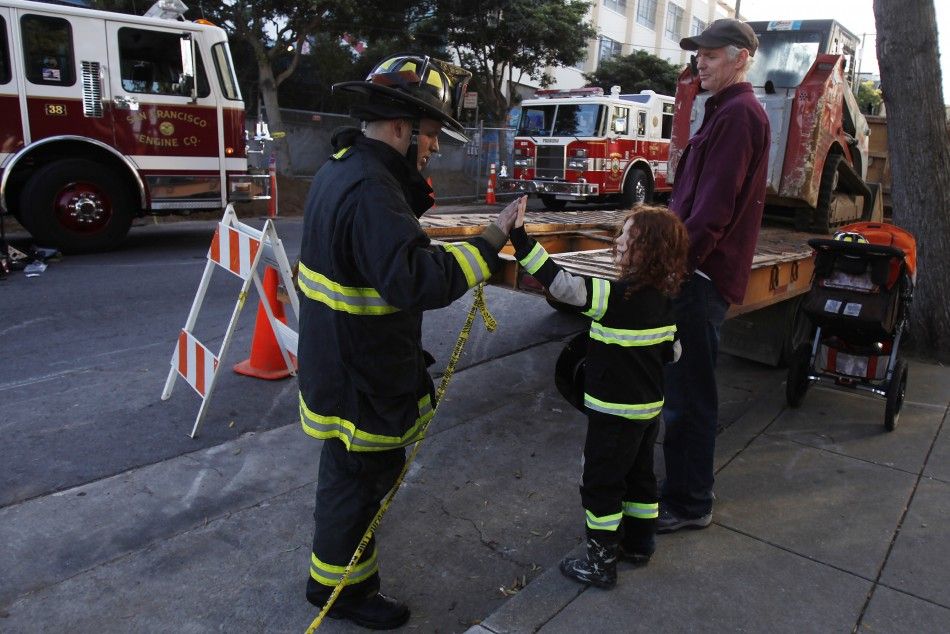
xmin=559 ymin=537 xmax=618 ymax=588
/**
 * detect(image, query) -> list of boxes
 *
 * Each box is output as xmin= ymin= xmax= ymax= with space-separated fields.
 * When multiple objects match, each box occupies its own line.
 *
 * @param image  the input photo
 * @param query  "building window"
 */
xmin=603 ymin=0 xmax=627 ymax=14
xmin=664 ymin=3 xmax=684 ymax=41
xmin=598 ymin=36 xmax=623 ymax=63
xmin=636 ymin=0 xmax=657 ymax=30
xmin=691 ymin=17 xmax=706 ymax=37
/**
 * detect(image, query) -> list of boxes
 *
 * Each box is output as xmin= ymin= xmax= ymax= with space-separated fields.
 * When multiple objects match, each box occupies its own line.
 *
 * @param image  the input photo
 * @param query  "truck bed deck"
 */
xmin=421 ymin=211 xmax=815 ymax=317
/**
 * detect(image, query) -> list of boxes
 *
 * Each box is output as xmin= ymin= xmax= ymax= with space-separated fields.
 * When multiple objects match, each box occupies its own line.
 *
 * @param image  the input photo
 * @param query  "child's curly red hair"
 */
xmin=614 ymin=205 xmax=689 ymax=297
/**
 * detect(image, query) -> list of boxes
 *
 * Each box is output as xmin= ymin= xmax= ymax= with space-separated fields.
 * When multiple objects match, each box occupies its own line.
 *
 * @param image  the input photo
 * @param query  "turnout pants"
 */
xmin=581 ymin=412 xmax=660 ymax=553
xmin=307 ymin=438 xmax=406 ymax=605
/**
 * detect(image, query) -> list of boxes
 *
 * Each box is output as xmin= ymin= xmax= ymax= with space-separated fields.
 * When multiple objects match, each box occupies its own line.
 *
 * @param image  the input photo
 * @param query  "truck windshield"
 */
xmin=746 ymin=29 xmax=822 ymax=88
xmin=517 ymin=103 xmax=604 ymax=137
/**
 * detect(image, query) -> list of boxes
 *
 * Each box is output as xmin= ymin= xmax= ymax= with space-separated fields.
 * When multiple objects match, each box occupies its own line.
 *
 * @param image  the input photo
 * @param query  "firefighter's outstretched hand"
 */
xmin=493 ymin=195 xmax=528 ymax=234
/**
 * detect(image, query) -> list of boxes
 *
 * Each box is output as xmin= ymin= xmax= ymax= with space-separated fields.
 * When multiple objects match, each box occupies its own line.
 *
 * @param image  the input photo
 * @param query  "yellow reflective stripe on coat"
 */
xmin=585 ymin=509 xmax=622 ymax=531
xmin=310 ymin=549 xmax=378 ymax=587
xmin=623 ymin=501 xmax=659 ymax=519
xmin=518 ymin=242 xmax=549 ymax=275
xmin=297 ymin=263 xmax=399 ymax=315
xmin=443 ymin=242 xmax=490 ymax=287
xmin=332 ymin=146 xmax=350 ymax=159
xmin=582 ymin=278 xmax=609 ymax=320
xmin=589 ymin=323 xmax=676 ymax=347
xmin=583 ymin=393 xmax=663 ymax=420
xmin=299 ymin=392 xmax=434 ymax=451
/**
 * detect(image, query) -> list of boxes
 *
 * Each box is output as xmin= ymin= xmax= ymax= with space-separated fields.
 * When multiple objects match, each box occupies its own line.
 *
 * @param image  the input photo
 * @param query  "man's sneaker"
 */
xmin=322 ymin=592 xmax=410 ymax=630
xmin=559 ymin=538 xmax=618 ymax=589
xmin=617 ymin=544 xmax=652 ymax=566
xmin=656 ymin=507 xmax=712 ymax=534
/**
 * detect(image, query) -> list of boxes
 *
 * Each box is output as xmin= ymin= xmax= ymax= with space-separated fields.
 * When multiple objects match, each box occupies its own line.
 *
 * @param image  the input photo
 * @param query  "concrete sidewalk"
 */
xmin=470 ymin=359 xmax=950 ymax=634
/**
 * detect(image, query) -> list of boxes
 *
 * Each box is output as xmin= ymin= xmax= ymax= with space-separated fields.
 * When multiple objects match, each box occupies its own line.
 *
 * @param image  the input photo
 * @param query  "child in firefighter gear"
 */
xmin=509 ymin=205 xmax=689 ymax=589
xmin=298 ymin=52 xmax=527 ymax=629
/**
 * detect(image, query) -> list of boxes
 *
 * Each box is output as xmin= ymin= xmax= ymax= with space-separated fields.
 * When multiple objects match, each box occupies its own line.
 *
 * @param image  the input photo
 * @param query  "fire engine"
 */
xmin=499 ymin=86 xmax=675 ymax=210
xmin=670 ymin=19 xmax=874 ymax=233
xmin=0 ymin=0 xmax=268 ymax=252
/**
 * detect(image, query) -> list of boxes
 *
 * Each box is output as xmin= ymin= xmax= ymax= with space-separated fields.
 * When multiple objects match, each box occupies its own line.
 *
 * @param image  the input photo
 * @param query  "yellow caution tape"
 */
xmin=305 ymin=285 xmax=496 ymax=632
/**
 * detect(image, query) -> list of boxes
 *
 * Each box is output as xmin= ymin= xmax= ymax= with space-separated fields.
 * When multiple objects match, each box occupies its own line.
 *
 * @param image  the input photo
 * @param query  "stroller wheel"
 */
xmin=884 ymin=359 xmax=908 ymax=432
xmin=786 ymin=344 xmax=812 ymax=408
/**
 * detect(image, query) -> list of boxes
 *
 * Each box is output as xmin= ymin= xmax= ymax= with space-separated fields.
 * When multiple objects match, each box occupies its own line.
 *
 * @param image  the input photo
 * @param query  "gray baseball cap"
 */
xmin=680 ymin=19 xmax=758 ymax=55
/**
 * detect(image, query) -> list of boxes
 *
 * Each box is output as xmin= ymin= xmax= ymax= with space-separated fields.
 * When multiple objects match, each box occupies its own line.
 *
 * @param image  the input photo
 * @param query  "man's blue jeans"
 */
xmin=661 ymin=273 xmax=729 ymax=518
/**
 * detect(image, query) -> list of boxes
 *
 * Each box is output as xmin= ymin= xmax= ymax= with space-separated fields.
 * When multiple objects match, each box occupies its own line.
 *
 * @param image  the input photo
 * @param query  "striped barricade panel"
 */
xmin=208 ymin=223 xmax=261 ymax=280
xmin=176 ymin=330 xmax=219 ymax=397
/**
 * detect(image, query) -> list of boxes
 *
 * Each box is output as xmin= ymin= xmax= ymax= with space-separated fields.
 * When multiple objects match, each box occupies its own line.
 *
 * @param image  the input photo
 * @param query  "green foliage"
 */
xmin=429 ymin=0 xmax=596 ymax=124
xmin=857 ymin=80 xmax=883 ymax=115
xmin=583 ymin=50 xmax=681 ymax=98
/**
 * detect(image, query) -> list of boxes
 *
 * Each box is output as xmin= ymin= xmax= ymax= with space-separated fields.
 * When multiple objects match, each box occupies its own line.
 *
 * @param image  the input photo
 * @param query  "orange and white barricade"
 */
xmin=162 ymin=205 xmax=299 ymax=438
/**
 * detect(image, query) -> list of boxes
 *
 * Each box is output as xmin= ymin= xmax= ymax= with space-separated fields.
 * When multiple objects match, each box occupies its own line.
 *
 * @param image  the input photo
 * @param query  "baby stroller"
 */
xmin=786 ymin=222 xmax=917 ymax=431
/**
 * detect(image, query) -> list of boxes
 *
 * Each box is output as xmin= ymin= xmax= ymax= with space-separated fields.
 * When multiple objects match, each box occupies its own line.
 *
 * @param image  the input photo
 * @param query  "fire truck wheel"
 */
xmin=620 ymin=168 xmax=652 ymax=208
xmin=19 ymin=159 xmax=134 ymax=253
xmin=812 ymin=153 xmax=843 ymax=233
xmin=539 ymin=195 xmax=567 ymax=211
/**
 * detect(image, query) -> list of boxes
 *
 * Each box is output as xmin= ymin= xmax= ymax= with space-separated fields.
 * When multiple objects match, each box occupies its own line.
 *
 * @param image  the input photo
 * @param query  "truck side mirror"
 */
xmin=177 ymin=73 xmax=195 ymax=96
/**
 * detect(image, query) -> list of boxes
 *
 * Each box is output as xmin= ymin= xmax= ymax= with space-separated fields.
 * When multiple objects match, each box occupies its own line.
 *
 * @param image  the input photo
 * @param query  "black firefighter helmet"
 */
xmin=333 ymin=53 xmax=472 ymax=143
xmin=555 ymin=332 xmax=588 ymax=413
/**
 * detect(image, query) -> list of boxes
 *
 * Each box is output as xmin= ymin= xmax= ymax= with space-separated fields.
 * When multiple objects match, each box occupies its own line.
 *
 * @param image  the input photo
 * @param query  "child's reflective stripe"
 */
xmin=583 ymin=393 xmax=663 ymax=420
xmin=623 ymin=501 xmax=659 ymax=519
xmin=518 ymin=242 xmax=549 ymax=275
xmin=585 ymin=509 xmax=622 ymax=531
xmin=582 ymin=278 xmax=609 ymax=320
xmin=589 ymin=323 xmax=676 ymax=347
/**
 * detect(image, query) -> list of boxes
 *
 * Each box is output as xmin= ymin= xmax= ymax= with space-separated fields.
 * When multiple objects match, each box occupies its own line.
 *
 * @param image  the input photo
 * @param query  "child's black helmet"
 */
xmin=333 ymin=53 xmax=472 ymax=143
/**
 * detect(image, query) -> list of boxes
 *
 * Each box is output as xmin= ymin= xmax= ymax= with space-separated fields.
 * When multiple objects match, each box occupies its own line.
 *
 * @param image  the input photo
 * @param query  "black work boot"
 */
xmin=559 ymin=537 xmax=618 ymax=588
xmin=318 ymin=592 xmax=410 ymax=630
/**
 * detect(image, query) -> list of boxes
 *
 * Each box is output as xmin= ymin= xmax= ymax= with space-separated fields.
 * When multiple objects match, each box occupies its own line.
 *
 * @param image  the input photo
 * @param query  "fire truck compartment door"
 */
xmin=0 ymin=7 xmax=23 ymax=166
xmin=106 ymin=21 xmax=223 ymax=207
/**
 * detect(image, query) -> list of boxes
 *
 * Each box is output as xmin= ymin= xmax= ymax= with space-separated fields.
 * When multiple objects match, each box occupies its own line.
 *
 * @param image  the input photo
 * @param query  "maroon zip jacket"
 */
xmin=669 ymin=81 xmax=770 ymax=305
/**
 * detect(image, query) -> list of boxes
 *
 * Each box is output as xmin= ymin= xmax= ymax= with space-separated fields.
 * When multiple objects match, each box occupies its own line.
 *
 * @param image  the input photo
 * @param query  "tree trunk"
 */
xmin=873 ymin=0 xmax=950 ymax=361
xmin=252 ymin=44 xmax=295 ymax=176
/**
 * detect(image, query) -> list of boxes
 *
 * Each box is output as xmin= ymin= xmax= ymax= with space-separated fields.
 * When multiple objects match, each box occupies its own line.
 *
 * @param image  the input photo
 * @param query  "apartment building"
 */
xmin=547 ymin=0 xmax=735 ymax=90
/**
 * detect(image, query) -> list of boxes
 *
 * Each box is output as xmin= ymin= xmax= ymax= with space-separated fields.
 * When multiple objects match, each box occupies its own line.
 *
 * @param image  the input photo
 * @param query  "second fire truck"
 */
xmin=499 ymin=86 xmax=674 ymax=210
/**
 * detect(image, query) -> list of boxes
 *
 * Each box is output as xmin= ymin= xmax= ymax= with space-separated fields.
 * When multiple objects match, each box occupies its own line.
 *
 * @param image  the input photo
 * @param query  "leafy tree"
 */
xmin=856 ymin=80 xmax=883 ymax=115
xmin=584 ymin=50 xmax=681 ymax=98
xmin=429 ymin=0 xmax=596 ymax=124
xmin=873 ymin=0 xmax=950 ymax=359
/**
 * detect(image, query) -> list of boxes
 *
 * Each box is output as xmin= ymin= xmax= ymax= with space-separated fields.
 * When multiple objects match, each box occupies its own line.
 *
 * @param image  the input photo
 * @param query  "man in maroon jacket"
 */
xmin=659 ymin=19 xmax=771 ymax=533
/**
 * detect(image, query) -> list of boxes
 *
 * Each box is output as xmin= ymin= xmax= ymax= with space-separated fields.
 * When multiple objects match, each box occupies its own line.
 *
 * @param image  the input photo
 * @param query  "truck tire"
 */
xmin=620 ymin=168 xmax=652 ymax=209
xmin=811 ymin=153 xmax=842 ymax=234
xmin=540 ymin=194 xmax=567 ymax=211
xmin=19 ymin=159 xmax=134 ymax=253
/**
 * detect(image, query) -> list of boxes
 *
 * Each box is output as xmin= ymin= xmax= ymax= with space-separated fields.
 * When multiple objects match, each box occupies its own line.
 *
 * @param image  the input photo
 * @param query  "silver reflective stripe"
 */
xmin=519 ymin=242 xmax=549 ymax=275
xmin=585 ymin=509 xmax=622 ymax=531
xmin=583 ymin=393 xmax=664 ymax=420
xmin=310 ymin=548 xmax=378 ymax=586
xmin=582 ymin=278 xmax=609 ymax=320
xmin=444 ymin=242 xmax=490 ymax=287
xmin=589 ymin=323 xmax=676 ymax=347
xmin=623 ymin=501 xmax=659 ymax=519
xmin=297 ymin=263 xmax=398 ymax=315
xmin=300 ymin=392 xmax=434 ymax=451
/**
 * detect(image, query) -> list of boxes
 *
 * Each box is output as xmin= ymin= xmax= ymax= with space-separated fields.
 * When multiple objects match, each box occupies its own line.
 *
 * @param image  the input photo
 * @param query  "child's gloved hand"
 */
xmin=493 ymin=195 xmax=527 ymax=234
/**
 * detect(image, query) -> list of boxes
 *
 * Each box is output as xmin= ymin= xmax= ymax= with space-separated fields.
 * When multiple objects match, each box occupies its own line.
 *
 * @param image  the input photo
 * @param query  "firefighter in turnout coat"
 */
xmin=298 ymin=53 xmax=526 ymax=629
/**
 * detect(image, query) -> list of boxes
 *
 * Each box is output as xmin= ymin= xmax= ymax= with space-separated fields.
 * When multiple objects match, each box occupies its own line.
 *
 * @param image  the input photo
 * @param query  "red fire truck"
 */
xmin=0 ymin=0 xmax=268 ymax=252
xmin=499 ymin=86 xmax=674 ymax=210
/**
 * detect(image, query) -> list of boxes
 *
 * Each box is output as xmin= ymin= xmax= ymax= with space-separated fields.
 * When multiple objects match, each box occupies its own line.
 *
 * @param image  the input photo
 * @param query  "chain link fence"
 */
xmin=251 ymin=109 xmax=517 ymax=202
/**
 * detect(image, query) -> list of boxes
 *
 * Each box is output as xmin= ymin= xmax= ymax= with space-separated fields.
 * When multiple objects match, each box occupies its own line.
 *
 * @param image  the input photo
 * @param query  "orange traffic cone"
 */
xmin=427 ymin=176 xmax=436 ymax=208
xmin=486 ymin=163 xmax=497 ymax=204
xmin=233 ymin=267 xmax=296 ymax=380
